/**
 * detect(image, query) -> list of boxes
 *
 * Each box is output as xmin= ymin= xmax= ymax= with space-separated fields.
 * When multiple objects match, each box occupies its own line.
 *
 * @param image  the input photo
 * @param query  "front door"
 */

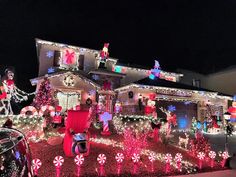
xmin=57 ymin=91 xmax=81 ymax=111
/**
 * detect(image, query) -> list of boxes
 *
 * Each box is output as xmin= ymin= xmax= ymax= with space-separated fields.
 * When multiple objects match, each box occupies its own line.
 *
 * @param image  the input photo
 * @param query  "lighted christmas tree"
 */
xmin=32 ymin=77 xmax=55 ymax=110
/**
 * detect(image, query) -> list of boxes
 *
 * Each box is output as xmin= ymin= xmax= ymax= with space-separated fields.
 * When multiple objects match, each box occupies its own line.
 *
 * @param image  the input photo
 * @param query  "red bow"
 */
xmin=65 ymin=50 xmax=75 ymax=64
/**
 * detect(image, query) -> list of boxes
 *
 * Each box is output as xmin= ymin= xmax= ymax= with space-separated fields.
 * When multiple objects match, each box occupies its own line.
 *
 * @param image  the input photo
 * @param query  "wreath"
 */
xmin=63 ymin=74 xmax=75 ymax=87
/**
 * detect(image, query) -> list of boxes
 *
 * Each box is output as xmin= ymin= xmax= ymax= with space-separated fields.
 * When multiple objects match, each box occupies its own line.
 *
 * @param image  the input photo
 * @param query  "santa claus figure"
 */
xmin=145 ymin=99 xmax=156 ymax=115
xmin=114 ymin=101 xmax=122 ymax=114
xmin=228 ymin=100 xmax=236 ymax=122
xmin=100 ymin=43 xmax=109 ymax=60
xmin=53 ymin=105 xmax=62 ymax=128
xmin=99 ymin=43 xmax=109 ymax=68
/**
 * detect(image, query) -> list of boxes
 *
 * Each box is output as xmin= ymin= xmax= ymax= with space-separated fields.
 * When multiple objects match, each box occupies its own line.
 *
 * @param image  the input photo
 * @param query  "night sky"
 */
xmin=1 ymin=0 xmax=236 ymax=90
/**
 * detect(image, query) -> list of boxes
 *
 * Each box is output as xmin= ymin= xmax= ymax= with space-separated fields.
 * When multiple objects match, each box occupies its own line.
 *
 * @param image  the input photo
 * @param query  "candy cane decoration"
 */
xmin=165 ymin=153 xmax=172 ymax=173
xmin=132 ymin=153 xmax=140 ymax=175
xmin=115 ymin=153 xmax=124 ymax=163
xmin=53 ymin=156 xmax=64 ymax=177
xmin=174 ymin=153 xmax=182 ymax=172
xmin=148 ymin=152 xmax=156 ymax=162
xmin=74 ymin=155 xmax=84 ymax=176
xmin=97 ymin=154 xmax=106 ymax=176
xmin=149 ymin=152 xmax=156 ymax=172
xmin=53 ymin=156 xmax=64 ymax=167
xmin=97 ymin=154 xmax=106 ymax=165
xmin=221 ymin=151 xmax=229 ymax=167
xmin=208 ymin=151 xmax=216 ymax=168
xmin=197 ymin=152 xmax=205 ymax=169
xmin=74 ymin=155 xmax=84 ymax=166
xmin=165 ymin=153 xmax=172 ymax=163
xmin=115 ymin=153 xmax=124 ymax=175
xmin=32 ymin=159 xmax=42 ymax=176
xmin=132 ymin=153 xmax=140 ymax=163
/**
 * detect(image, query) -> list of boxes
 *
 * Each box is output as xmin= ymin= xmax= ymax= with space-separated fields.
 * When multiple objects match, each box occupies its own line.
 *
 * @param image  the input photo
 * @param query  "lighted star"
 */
xmin=48 ymin=67 xmax=55 ymax=74
xmin=46 ymin=51 xmax=54 ymax=58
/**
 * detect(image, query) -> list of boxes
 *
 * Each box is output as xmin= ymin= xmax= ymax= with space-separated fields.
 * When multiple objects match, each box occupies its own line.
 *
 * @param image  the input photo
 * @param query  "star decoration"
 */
xmin=48 ymin=67 xmax=55 ymax=74
xmin=46 ymin=51 xmax=54 ymax=58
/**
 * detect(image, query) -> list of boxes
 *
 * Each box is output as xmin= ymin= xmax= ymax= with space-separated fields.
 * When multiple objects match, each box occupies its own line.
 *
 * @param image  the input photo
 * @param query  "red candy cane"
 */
xmin=197 ymin=152 xmax=205 ymax=169
xmin=97 ymin=154 xmax=106 ymax=176
xmin=53 ymin=156 xmax=64 ymax=167
xmin=165 ymin=153 xmax=172 ymax=173
xmin=175 ymin=153 xmax=182 ymax=171
xmin=115 ymin=153 xmax=124 ymax=163
xmin=115 ymin=153 xmax=124 ymax=175
xmin=97 ymin=154 xmax=106 ymax=165
xmin=74 ymin=155 xmax=84 ymax=166
xmin=208 ymin=151 xmax=216 ymax=168
xmin=149 ymin=153 xmax=156 ymax=172
xmin=32 ymin=159 xmax=42 ymax=175
xmin=221 ymin=151 xmax=229 ymax=167
xmin=74 ymin=155 xmax=84 ymax=176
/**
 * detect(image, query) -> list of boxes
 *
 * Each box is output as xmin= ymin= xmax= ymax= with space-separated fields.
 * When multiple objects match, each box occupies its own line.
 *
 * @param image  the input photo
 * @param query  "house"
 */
xmin=30 ymin=39 xmax=232 ymax=129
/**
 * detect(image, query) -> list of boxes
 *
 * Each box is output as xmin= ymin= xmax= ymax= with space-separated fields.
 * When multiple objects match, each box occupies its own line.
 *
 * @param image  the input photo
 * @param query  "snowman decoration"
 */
xmin=114 ymin=101 xmax=122 ymax=114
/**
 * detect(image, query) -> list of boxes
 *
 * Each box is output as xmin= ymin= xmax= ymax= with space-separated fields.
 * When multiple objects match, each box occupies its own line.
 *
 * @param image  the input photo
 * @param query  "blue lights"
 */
xmin=48 ymin=67 xmax=55 ymax=74
xmin=114 ymin=66 xmax=122 ymax=73
xmin=168 ymin=105 xmax=176 ymax=112
xmin=178 ymin=117 xmax=188 ymax=129
xmin=46 ymin=50 xmax=54 ymax=58
xmin=149 ymin=74 xmax=155 ymax=80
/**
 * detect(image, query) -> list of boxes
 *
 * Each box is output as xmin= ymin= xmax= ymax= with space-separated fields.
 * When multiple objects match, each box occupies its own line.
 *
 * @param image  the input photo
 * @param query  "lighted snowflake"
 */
xmin=184 ymin=101 xmax=191 ymax=105
xmin=46 ymin=51 xmax=54 ymax=58
xmin=47 ymin=67 xmax=55 ymax=74
xmin=15 ymin=151 xmax=20 ymax=160
xmin=89 ymin=90 xmax=96 ymax=96
xmin=168 ymin=105 xmax=176 ymax=112
xmin=92 ymin=74 xmax=99 ymax=80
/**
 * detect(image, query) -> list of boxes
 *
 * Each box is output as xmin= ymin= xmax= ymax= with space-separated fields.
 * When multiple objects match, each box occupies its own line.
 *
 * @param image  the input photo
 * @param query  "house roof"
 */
xmin=89 ymin=69 xmax=126 ymax=78
xmin=134 ymin=77 xmax=212 ymax=92
xmin=30 ymin=70 xmax=101 ymax=89
xmin=116 ymin=62 xmax=184 ymax=77
xmin=35 ymin=38 xmax=118 ymax=62
xmin=116 ymin=77 xmax=232 ymax=99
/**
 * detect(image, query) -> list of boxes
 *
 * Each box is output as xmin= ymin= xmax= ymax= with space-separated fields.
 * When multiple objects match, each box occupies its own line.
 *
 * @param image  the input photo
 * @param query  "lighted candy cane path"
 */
xmin=90 ymin=137 xmax=197 ymax=173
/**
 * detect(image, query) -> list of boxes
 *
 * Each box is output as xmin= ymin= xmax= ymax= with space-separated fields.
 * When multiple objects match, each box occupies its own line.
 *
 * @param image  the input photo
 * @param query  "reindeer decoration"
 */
xmin=160 ymin=107 xmax=177 ymax=137
xmin=178 ymin=133 xmax=189 ymax=149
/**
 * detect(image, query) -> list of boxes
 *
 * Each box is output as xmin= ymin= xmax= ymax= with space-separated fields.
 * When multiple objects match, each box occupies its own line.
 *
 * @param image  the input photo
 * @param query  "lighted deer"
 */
xmin=178 ymin=133 xmax=189 ymax=149
xmin=160 ymin=107 xmax=172 ymax=137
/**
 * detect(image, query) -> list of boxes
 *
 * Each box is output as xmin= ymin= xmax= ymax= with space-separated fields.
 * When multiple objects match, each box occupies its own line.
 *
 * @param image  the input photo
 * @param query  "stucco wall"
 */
xmin=205 ymin=70 xmax=236 ymax=95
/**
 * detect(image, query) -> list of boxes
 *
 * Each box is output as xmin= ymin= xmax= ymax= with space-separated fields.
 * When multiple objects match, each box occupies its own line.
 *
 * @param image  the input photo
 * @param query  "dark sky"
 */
xmin=1 ymin=0 xmax=236 ymax=90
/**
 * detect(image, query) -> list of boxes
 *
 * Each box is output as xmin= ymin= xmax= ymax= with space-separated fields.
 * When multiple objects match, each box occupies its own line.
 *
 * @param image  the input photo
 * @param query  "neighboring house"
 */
xmin=177 ymin=67 xmax=236 ymax=96
xmin=30 ymin=39 xmax=232 ymax=129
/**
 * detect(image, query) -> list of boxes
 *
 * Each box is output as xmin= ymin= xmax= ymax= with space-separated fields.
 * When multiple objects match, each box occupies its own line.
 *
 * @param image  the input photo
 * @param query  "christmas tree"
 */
xmin=32 ymin=77 xmax=55 ymax=110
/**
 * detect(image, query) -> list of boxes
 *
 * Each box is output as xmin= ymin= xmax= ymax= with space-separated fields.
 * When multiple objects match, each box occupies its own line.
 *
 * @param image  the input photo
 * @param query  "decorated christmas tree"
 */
xmin=32 ymin=77 xmax=55 ymax=110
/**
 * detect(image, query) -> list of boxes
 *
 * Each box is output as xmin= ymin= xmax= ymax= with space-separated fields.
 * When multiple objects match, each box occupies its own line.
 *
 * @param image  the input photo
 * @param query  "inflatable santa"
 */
xmin=228 ymin=100 xmax=236 ymax=122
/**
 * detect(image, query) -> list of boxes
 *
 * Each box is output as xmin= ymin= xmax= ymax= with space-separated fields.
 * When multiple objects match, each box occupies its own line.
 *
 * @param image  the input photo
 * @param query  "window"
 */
xmin=192 ymin=79 xmax=201 ymax=88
